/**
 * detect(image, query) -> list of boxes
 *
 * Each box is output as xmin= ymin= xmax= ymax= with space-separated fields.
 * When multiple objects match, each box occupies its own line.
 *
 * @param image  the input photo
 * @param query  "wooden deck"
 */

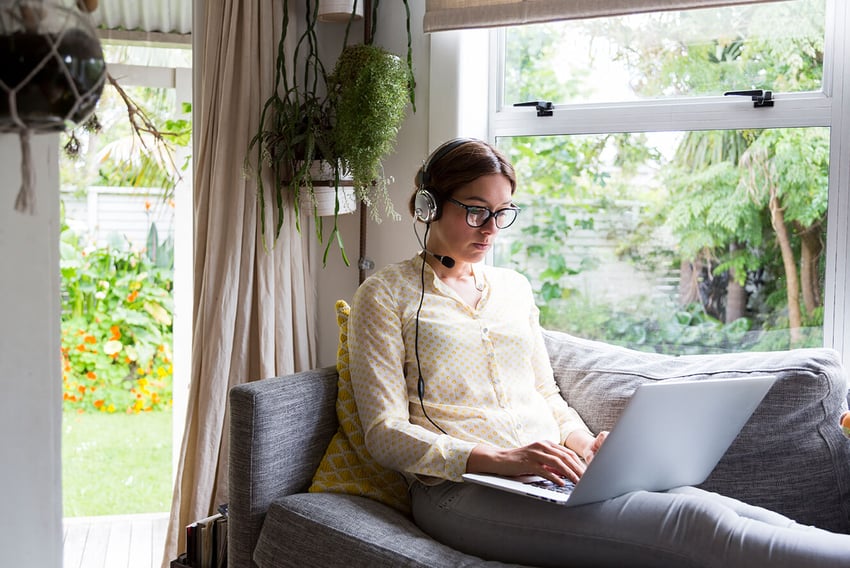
xmin=63 ymin=512 xmax=170 ymax=568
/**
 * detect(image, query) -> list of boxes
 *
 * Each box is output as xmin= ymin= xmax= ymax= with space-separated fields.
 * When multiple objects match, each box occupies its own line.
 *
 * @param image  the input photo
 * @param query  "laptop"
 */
xmin=462 ymin=374 xmax=776 ymax=507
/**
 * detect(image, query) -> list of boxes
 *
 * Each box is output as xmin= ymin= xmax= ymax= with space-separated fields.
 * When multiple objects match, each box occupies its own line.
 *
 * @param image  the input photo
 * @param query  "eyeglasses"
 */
xmin=448 ymin=198 xmax=520 ymax=229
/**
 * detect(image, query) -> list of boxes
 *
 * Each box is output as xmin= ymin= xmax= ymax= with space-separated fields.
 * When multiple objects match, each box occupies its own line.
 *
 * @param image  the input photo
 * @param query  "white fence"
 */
xmin=61 ymin=186 xmax=175 ymax=249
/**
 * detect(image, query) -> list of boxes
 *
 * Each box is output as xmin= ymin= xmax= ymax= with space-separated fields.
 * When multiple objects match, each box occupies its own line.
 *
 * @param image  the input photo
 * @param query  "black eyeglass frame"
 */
xmin=447 ymin=198 xmax=521 ymax=229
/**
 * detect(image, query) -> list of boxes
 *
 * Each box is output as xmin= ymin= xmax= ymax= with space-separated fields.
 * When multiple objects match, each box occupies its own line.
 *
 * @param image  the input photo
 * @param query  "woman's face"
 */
xmin=428 ymin=173 xmax=514 ymax=266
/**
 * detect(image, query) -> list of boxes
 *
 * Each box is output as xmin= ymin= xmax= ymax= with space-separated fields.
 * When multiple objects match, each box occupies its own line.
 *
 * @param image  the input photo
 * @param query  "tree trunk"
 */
xmin=678 ymin=259 xmax=700 ymax=306
xmin=769 ymin=189 xmax=802 ymax=344
xmin=725 ymin=243 xmax=747 ymax=323
xmin=796 ymin=221 xmax=823 ymax=315
xmin=725 ymin=277 xmax=746 ymax=323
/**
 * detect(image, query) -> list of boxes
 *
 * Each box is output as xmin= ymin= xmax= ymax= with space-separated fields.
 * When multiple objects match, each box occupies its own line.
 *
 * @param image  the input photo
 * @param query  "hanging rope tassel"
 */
xmin=14 ymin=129 xmax=36 ymax=214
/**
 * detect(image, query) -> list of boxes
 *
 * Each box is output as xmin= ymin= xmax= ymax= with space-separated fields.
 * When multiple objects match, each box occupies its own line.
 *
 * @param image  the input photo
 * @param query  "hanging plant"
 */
xmin=329 ymin=43 xmax=410 ymax=223
xmin=0 ymin=0 xmax=106 ymax=213
xmin=246 ymin=0 xmax=415 ymax=266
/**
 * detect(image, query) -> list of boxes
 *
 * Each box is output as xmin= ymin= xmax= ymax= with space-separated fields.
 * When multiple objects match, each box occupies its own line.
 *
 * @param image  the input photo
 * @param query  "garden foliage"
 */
xmin=60 ymin=221 xmax=174 ymax=414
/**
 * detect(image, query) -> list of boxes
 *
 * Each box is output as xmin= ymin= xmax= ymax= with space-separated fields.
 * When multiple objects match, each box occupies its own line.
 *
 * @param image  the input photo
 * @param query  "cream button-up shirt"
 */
xmin=349 ymin=255 xmax=592 ymax=484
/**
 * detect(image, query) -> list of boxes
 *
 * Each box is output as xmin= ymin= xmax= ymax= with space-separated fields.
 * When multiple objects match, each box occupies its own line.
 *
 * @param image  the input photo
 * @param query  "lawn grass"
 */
xmin=62 ymin=410 xmax=172 ymax=517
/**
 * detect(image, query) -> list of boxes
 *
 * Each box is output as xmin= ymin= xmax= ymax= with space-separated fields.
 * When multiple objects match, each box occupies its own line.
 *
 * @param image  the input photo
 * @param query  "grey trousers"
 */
xmin=410 ymin=481 xmax=850 ymax=568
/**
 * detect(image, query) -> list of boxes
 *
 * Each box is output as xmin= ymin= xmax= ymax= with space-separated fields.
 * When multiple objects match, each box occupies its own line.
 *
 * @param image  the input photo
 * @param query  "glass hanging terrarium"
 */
xmin=0 ymin=0 xmax=106 ymax=213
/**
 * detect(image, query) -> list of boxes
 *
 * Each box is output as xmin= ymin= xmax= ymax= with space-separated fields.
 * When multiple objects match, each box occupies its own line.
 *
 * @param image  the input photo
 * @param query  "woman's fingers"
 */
xmin=518 ymin=440 xmax=585 ymax=484
xmin=584 ymin=431 xmax=609 ymax=464
xmin=468 ymin=440 xmax=592 ymax=484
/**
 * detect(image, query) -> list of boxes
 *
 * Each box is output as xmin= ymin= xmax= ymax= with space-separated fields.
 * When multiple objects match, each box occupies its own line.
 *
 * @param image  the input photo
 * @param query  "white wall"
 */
xmin=0 ymin=133 xmax=63 ymax=566
xmin=314 ymin=0 xmax=433 ymax=366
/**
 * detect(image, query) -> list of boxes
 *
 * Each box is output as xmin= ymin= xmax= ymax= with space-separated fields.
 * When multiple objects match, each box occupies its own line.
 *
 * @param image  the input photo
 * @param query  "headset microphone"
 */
xmin=426 ymin=250 xmax=455 ymax=268
xmin=413 ymin=220 xmax=456 ymax=268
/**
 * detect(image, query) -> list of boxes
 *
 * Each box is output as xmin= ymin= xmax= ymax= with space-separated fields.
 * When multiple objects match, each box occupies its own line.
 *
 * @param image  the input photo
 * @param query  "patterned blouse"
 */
xmin=348 ymin=254 xmax=592 ymax=484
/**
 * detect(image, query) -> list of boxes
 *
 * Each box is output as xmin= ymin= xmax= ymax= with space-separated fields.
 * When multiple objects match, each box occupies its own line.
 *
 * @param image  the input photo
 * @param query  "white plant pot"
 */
xmin=318 ymin=0 xmax=363 ymax=22
xmin=302 ymin=185 xmax=357 ymax=217
xmin=297 ymin=161 xmax=357 ymax=216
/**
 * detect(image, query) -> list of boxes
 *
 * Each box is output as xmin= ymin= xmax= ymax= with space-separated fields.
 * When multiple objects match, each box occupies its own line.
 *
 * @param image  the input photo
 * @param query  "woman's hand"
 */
xmin=566 ymin=430 xmax=609 ymax=464
xmin=466 ymin=440 xmax=587 ymax=485
xmin=582 ymin=431 xmax=609 ymax=463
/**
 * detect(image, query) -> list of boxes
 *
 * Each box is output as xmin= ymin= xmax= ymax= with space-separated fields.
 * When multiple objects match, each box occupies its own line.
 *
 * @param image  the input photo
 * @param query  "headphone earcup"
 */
xmin=414 ymin=189 xmax=438 ymax=223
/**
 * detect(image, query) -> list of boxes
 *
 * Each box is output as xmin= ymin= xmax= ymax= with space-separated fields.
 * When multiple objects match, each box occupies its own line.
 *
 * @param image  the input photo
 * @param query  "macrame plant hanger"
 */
xmin=0 ymin=0 xmax=105 ymax=213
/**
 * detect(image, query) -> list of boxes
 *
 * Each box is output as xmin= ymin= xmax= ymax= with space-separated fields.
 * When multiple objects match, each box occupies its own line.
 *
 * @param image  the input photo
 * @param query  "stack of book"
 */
xmin=180 ymin=504 xmax=228 ymax=568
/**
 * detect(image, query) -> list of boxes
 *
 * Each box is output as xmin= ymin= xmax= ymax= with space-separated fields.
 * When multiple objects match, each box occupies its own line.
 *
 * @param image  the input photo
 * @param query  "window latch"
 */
xmin=514 ymin=100 xmax=554 ymax=117
xmin=723 ymin=89 xmax=774 ymax=108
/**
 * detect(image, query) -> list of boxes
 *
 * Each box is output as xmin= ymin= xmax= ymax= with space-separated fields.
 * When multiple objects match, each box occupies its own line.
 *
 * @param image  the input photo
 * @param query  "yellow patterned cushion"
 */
xmin=308 ymin=300 xmax=411 ymax=513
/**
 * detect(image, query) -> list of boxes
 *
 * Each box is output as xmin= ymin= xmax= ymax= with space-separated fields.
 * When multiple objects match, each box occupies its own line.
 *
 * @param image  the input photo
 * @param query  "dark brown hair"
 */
xmin=408 ymin=139 xmax=516 ymax=220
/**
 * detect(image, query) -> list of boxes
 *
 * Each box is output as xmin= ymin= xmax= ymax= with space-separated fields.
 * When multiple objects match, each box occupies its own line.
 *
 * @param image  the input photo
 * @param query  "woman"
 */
xmin=347 ymin=138 xmax=850 ymax=567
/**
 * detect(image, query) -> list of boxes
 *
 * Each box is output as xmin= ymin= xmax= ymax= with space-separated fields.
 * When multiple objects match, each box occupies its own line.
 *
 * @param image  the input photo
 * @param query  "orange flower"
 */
xmin=94 ymin=400 xmax=105 ymax=409
xmin=76 ymin=344 xmax=86 ymax=352
xmin=84 ymin=335 xmax=97 ymax=344
xmin=145 ymin=200 xmax=152 ymax=211
xmin=127 ymin=290 xmax=139 ymax=303
xmin=77 ymin=385 xmax=86 ymax=394
xmin=86 ymin=371 xmax=97 ymax=380
xmin=110 ymin=326 xmax=121 ymax=340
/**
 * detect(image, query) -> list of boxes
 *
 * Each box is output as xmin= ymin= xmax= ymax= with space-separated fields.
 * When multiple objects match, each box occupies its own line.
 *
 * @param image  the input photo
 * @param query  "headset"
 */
xmin=414 ymin=137 xmax=479 ymax=224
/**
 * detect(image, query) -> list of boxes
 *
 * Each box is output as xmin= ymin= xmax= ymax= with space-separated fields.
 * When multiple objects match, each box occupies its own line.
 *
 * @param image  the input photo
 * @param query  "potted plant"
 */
xmin=329 ymin=43 xmax=411 ymax=225
xmin=246 ymin=0 xmax=414 ymax=266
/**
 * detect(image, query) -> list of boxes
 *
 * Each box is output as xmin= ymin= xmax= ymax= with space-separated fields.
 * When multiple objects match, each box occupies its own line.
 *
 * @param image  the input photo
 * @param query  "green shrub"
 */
xmin=540 ymin=295 xmax=822 ymax=354
xmin=60 ymin=224 xmax=173 ymax=413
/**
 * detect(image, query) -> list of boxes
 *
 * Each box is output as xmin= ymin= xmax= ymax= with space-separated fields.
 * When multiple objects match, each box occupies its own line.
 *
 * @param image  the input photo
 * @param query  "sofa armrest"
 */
xmin=228 ymin=367 xmax=339 ymax=568
xmin=544 ymin=330 xmax=850 ymax=533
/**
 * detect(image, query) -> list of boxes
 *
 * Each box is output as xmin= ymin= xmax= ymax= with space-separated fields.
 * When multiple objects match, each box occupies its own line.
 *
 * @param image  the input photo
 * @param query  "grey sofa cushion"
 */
xmin=544 ymin=330 xmax=850 ymax=533
xmin=253 ymin=492 xmax=525 ymax=568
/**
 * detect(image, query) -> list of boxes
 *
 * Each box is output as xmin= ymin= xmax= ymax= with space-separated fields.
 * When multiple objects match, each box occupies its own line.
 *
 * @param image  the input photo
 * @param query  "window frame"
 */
xmin=466 ymin=0 xmax=850 ymax=361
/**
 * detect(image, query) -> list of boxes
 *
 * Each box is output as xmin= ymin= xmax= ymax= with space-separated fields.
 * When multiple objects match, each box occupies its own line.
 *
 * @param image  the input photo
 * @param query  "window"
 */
xmin=483 ymin=0 xmax=850 ymax=355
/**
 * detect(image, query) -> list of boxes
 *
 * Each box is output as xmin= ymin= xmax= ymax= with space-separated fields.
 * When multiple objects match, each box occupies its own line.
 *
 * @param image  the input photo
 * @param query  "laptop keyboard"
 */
xmin=527 ymin=478 xmax=576 ymax=495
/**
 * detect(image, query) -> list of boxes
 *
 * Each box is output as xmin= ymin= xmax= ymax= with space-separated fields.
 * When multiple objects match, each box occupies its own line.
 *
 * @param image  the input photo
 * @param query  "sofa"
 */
xmin=228 ymin=329 xmax=850 ymax=567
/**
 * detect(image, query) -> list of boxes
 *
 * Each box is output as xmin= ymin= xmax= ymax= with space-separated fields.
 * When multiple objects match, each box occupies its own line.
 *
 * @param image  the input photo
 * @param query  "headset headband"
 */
xmin=417 ymin=137 xmax=478 ymax=189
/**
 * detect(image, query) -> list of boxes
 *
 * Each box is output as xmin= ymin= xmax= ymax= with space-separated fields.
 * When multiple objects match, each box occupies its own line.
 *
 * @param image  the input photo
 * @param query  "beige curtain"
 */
xmin=424 ymin=0 xmax=784 ymax=32
xmin=161 ymin=0 xmax=317 ymax=564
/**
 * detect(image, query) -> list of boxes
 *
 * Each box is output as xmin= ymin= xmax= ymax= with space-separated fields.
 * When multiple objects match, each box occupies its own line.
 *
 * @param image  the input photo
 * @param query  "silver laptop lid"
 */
xmin=462 ymin=374 xmax=776 ymax=507
xmin=565 ymin=374 xmax=776 ymax=506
